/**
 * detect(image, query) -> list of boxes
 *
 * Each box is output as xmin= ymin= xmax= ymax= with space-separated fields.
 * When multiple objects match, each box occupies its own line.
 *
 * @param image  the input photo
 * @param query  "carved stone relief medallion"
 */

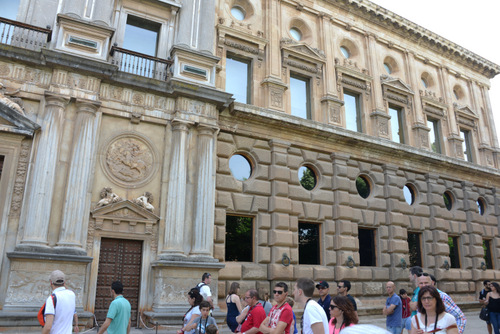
xmin=101 ymin=133 xmax=158 ymax=187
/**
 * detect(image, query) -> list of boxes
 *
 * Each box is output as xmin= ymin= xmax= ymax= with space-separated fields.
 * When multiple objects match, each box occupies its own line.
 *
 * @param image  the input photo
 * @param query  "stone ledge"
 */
xmin=7 ymin=249 xmax=92 ymax=262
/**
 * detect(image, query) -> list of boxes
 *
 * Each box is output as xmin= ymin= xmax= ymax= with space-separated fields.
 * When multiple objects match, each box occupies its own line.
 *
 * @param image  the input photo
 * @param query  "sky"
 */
xmin=371 ymin=0 xmax=500 ymax=146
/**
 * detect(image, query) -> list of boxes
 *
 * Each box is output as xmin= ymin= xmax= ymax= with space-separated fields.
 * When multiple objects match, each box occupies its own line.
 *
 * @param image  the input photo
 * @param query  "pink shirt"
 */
xmin=328 ymin=318 xmax=354 ymax=334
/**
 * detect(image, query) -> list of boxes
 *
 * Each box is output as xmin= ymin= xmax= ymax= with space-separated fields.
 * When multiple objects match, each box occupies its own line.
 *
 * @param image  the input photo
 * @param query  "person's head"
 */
xmin=409 ymin=266 xmax=423 ymax=282
xmin=294 ymin=278 xmax=315 ymax=301
xmin=285 ymin=296 xmax=295 ymax=307
xmin=316 ymin=281 xmax=330 ymax=297
xmin=417 ymin=285 xmax=445 ymax=315
xmin=337 ymin=280 xmax=351 ymax=296
xmin=228 ymin=282 xmax=240 ymax=295
xmin=199 ymin=301 xmax=211 ymax=317
xmin=417 ymin=273 xmax=432 ymax=288
xmin=429 ymin=274 xmax=437 ymax=286
xmin=399 ymin=289 xmax=408 ymax=299
xmin=491 ymin=282 xmax=500 ymax=293
xmin=244 ymin=289 xmax=259 ymax=307
xmin=273 ymin=282 xmax=288 ymax=304
xmin=484 ymin=280 xmax=492 ymax=291
xmin=202 ymin=273 xmax=212 ymax=284
xmin=330 ymin=295 xmax=358 ymax=327
xmin=386 ymin=281 xmax=396 ymax=296
xmin=49 ymin=270 xmax=66 ymax=287
xmin=111 ymin=281 xmax=124 ymax=295
xmin=206 ymin=324 xmax=218 ymax=334
xmin=188 ymin=288 xmax=203 ymax=306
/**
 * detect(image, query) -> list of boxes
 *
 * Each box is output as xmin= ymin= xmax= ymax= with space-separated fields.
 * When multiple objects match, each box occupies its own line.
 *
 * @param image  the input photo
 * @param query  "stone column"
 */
xmin=175 ymin=0 xmax=214 ymax=54
xmin=57 ymin=100 xmax=101 ymax=251
xmin=19 ymin=93 xmax=68 ymax=247
xmin=161 ymin=121 xmax=190 ymax=258
xmin=190 ymin=126 xmax=218 ymax=258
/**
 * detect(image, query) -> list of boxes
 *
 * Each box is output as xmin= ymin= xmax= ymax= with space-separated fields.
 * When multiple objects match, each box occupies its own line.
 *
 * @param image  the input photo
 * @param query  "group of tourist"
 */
xmin=479 ymin=279 xmax=500 ymax=334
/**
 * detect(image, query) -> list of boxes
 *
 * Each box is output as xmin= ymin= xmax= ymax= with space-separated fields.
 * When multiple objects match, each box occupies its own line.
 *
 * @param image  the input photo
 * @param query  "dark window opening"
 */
xmin=225 ymin=215 xmax=253 ymax=262
xmin=358 ymin=228 xmax=376 ymax=266
xmin=443 ymin=191 xmax=453 ymax=211
xmin=483 ymin=239 xmax=494 ymax=270
xmin=299 ymin=222 xmax=320 ymax=265
xmin=356 ymin=175 xmax=371 ymax=199
xmin=448 ymin=236 xmax=460 ymax=269
xmin=0 ymin=155 xmax=4 ymax=181
xmin=408 ymin=232 xmax=422 ymax=267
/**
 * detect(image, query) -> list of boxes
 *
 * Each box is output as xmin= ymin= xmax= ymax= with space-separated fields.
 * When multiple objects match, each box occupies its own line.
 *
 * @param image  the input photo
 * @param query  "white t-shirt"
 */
xmin=302 ymin=300 xmax=329 ymax=334
xmin=184 ymin=306 xmax=201 ymax=334
xmin=198 ymin=283 xmax=212 ymax=300
xmin=411 ymin=312 xmax=456 ymax=334
xmin=44 ymin=286 xmax=76 ymax=334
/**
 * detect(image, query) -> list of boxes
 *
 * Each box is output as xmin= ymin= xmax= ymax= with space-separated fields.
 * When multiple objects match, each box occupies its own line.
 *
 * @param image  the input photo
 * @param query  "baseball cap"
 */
xmin=49 ymin=270 xmax=65 ymax=284
xmin=316 ymin=281 xmax=329 ymax=289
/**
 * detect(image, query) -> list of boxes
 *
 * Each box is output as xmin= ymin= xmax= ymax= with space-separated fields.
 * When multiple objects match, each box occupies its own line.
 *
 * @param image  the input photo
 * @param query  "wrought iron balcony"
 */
xmin=110 ymin=45 xmax=173 ymax=81
xmin=0 ymin=17 xmax=51 ymax=51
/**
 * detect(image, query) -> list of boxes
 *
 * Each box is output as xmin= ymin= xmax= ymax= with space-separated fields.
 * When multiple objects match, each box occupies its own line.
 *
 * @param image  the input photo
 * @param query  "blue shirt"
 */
xmin=386 ymin=294 xmax=402 ymax=328
xmin=317 ymin=294 xmax=331 ymax=321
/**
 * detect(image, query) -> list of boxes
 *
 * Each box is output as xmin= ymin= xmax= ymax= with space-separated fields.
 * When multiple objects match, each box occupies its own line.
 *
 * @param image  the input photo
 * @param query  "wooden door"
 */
xmin=95 ymin=238 xmax=143 ymax=325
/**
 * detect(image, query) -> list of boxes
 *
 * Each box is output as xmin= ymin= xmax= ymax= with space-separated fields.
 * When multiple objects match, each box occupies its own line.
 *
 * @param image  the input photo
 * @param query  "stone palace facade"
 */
xmin=0 ymin=0 xmax=499 ymax=330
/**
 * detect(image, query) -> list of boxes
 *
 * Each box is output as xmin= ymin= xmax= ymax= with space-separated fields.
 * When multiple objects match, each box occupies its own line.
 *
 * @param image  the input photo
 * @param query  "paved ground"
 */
xmin=2 ymin=310 xmax=486 ymax=333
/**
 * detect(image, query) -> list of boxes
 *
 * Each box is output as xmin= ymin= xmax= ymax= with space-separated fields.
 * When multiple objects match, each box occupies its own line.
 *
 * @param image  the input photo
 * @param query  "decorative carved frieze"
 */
xmin=457 ymin=115 xmax=476 ymax=129
xmin=9 ymin=140 xmax=31 ymax=215
xmin=224 ymin=39 xmax=259 ymax=55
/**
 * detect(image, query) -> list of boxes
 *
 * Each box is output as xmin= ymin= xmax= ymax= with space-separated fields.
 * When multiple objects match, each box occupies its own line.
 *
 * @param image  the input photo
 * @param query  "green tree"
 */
xmin=299 ymin=167 xmax=316 ymax=190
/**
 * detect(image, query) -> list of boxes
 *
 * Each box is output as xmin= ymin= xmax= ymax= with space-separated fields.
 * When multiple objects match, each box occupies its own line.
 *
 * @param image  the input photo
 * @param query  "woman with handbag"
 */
xmin=410 ymin=285 xmax=458 ymax=334
xmin=486 ymin=282 xmax=500 ymax=334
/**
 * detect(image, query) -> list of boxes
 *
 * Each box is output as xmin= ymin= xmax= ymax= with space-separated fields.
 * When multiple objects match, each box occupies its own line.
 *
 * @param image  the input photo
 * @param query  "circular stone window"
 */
xmin=443 ymin=191 xmax=454 ymax=211
xmin=356 ymin=175 xmax=371 ymax=199
xmin=231 ymin=6 xmax=246 ymax=20
xmin=298 ymin=166 xmax=317 ymax=190
xmin=477 ymin=197 xmax=486 ymax=216
xmin=340 ymin=46 xmax=350 ymax=59
xmin=404 ymin=184 xmax=416 ymax=205
xmin=229 ymin=154 xmax=252 ymax=181
xmin=384 ymin=63 xmax=392 ymax=74
xmin=290 ymin=27 xmax=302 ymax=41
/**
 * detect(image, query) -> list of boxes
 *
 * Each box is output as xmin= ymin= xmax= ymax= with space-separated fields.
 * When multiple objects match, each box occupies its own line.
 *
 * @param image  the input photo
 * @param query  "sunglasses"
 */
xmin=329 ymin=305 xmax=338 ymax=310
xmin=417 ymin=273 xmax=430 ymax=277
xmin=337 ymin=285 xmax=344 ymax=288
xmin=273 ymin=290 xmax=284 ymax=295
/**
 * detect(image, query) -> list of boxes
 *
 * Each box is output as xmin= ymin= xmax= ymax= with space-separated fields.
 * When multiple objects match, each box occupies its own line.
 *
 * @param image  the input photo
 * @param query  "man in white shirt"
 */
xmin=198 ymin=273 xmax=214 ymax=309
xmin=293 ymin=278 xmax=328 ymax=334
xmin=42 ymin=270 xmax=79 ymax=334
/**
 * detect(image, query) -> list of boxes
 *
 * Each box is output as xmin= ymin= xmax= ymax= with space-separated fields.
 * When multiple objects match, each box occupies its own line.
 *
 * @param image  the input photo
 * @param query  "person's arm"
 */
xmin=184 ymin=314 xmax=201 ymax=330
xmin=74 ymin=313 xmax=79 ymax=333
xmin=310 ymin=322 xmax=325 ymax=334
xmin=485 ymin=292 xmax=491 ymax=305
xmin=97 ymin=318 xmax=112 ymax=334
xmin=447 ymin=327 xmax=459 ymax=334
xmin=383 ymin=304 xmax=397 ymax=315
xmin=41 ymin=314 xmax=54 ymax=334
xmin=207 ymin=296 xmax=214 ymax=309
xmin=127 ymin=317 xmax=131 ymax=334
xmin=260 ymin=320 xmax=288 ymax=334
xmin=236 ymin=306 xmax=249 ymax=324
xmin=233 ymin=294 xmax=243 ymax=313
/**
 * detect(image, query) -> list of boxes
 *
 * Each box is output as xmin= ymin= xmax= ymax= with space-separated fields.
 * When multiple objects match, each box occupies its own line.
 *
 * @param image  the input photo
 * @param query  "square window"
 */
xmin=226 ymin=55 xmax=251 ymax=104
xmin=358 ymin=228 xmax=376 ymax=266
xmin=483 ymin=239 xmax=494 ymax=270
xmin=344 ymin=91 xmax=361 ymax=132
xmin=407 ymin=232 xmax=422 ymax=267
xmin=225 ymin=215 xmax=253 ymax=262
xmin=290 ymin=74 xmax=311 ymax=120
xmin=427 ymin=118 xmax=441 ymax=153
xmin=389 ymin=105 xmax=404 ymax=143
xmin=448 ymin=236 xmax=461 ymax=269
xmin=299 ymin=222 xmax=320 ymax=264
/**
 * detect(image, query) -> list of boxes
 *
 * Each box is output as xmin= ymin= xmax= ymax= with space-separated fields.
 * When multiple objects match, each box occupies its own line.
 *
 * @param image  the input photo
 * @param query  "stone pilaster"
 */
xmin=365 ymin=34 xmax=385 ymax=114
xmin=19 ymin=93 xmax=68 ymax=248
xmin=161 ymin=121 xmax=190 ymax=258
xmin=190 ymin=126 xmax=218 ymax=258
xmin=57 ymin=100 xmax=101 ymax=252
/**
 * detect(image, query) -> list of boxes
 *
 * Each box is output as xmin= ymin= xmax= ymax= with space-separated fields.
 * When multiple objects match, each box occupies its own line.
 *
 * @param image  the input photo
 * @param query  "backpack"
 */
xmin=194 ymin=282 xmax=206 ymax=293
xmin=38 ymin=293 xmax=57 ymax=327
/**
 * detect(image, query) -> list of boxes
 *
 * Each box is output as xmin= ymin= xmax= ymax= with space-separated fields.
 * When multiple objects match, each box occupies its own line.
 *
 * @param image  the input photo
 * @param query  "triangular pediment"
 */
xmin=91 ymin=200 xmax=159 ymax=222
xmin=0 ymin=100 xmax=40 ymax=136
xmin=281 ymin=38 xmax=326 ymax=62
xmin=381 ymin=75 xmax=414 ymax=95
xmin=455 ymin=104 xmax=478 ymax=119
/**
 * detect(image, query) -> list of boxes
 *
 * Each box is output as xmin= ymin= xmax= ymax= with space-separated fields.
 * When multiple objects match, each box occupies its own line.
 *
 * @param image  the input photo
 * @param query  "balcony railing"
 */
xmin=110 ymin=45 xmax=173 ymax=81
xmin=0 ymin=17 xmax=51 ymax=51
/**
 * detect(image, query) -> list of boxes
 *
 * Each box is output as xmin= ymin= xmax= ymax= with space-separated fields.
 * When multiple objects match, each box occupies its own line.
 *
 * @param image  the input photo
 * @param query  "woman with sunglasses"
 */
xmin=329 ymin=296 xmax=358 ymax=334
xmin=410 ymin=286 xmax=457 ymax=334
xmin=485 ymin=282 xmax=500 ymax=334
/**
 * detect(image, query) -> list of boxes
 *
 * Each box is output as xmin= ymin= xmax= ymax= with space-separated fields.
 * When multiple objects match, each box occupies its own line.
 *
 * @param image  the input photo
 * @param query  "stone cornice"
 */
xmin=323 ymin=0 xmax=500 ymax=79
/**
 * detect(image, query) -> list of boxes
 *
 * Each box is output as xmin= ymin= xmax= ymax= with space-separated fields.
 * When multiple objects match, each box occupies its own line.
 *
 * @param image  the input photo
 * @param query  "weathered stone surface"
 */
xmin=242 ymin=263 xmax=267 ymax=280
